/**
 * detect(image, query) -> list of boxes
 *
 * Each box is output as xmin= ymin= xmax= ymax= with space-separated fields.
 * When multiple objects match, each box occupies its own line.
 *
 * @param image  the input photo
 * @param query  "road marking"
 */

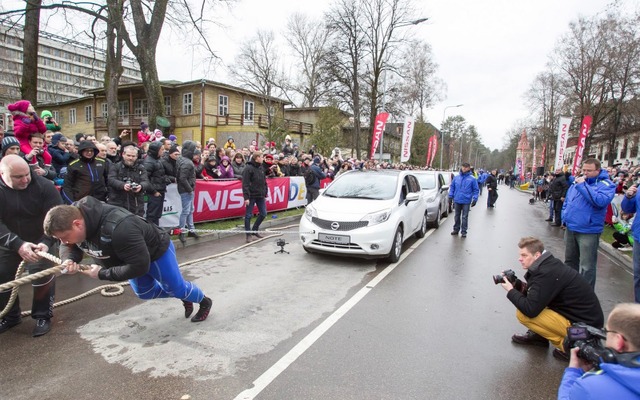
xmin=234 ymin=228 xmax=436 ymax=400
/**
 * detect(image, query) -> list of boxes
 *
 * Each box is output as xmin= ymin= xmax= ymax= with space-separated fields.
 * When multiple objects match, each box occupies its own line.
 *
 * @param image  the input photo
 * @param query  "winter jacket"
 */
xmin=49 ymin=144 xmax=71 ymax=174
xmin=8 ymin=100 xmax=47 ymax=154
xmin=485 ymin=174 xmax=497 ymax=191
xmin=242 ymin=160 xmax=268 ymax=200
xmin=41 ymin=110 xmax=61 ymax=132
xmin=562 ymin=169 xmax=615 ymax=234
xmin=161 ymin=153 xmax=178 ymax=183
xmin=448 ymin=170 xmax=479 ymax=204
xmin=0 ymin=171 xmax=62 ymax=253
xmin=175 ymin=141 xmax=197 ymax=194
xmin=549 ymin=173 xmax=569 ymax=200
xmin=231 ymin=160 xmax=245 ymax=179
xmin=620 ymin=193 xmax=640 ymax=243
xmin=308 ymin=164 xmax=326 ymax=189
xmin=143 ymin=141 xmax=169 ymax=194
xmin=218 ymin=157 xmax=235 ymax=179
xmin=506 ymin=251 xmax=603 ymax=327
xmin=59 ymin=196 xmax=170 ymax=282
xmin=107 ymin=160 xmax=151 ymax=217
xmin=558 ymin=363 xmax=640 ymax=400
xmin=61 ymin=141 xmax=108 ymax=203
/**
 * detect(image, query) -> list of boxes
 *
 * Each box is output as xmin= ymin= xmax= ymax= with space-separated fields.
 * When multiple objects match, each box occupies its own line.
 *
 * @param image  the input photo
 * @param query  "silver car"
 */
xmin=414 ymin=171 xmax=449 ymax=228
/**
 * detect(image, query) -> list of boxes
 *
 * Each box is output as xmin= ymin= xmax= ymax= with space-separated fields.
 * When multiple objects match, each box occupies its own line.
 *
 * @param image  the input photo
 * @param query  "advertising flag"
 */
xmin=400 ymin=116 xmax=415 ymax=162
xmin=554 ymin=117 xmax=572 ymax=170
xmin=429 ymin=135 xmax=438 ymax=167
xmin=425 ymin=136 xmax=433 ymax=166
xmin=370 ymin=112 xmax=390 ymax=159
xmin=571 ymin=115 xmax=593 ymax=176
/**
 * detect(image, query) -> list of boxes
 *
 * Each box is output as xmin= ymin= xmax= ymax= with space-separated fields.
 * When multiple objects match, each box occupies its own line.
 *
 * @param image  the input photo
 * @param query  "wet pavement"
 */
xmin=0 ymin=186 xmax=634 ymax=400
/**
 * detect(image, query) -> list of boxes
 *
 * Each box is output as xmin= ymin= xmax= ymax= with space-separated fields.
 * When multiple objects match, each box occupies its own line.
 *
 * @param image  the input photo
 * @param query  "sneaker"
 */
xmin=552 ymin=348 xmax=570 ymax=362
xmin=32 ymin=318 xmax=51 ymax=337
xmin=511 ymin=330 xmax=549 ymax=347
xmin=187 ymin=231 xmax=200 ymax=239
xmin=182 ymin=300 xmax=194 ymax=318
xmin=0 ymin=318 xmax=21 ymax=334
xmin=246 ymin=235 xmax=254 ymax=243
xmin=461 ymin=233 xmax=467 ymax=238
xmin=253 ymin=233 xmax=264 ymax=239
xmin=451 ymin=231 xmax=459 ymax=235
xmin=191 ymin=297 xmax=212 ymax=322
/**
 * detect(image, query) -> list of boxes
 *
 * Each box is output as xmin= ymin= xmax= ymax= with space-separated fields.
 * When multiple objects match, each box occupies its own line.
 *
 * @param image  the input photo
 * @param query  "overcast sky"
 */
xmin=155 ymin=0 xmax=638 ymax=151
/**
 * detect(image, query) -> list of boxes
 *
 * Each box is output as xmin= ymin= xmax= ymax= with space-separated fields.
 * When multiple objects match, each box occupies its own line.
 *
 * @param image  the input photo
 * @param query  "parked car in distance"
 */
xmin=299 ymin=170 xmax=428 ymax=262
xmin=413 ymin=170 xmax=449 ymax=228
xmin=437 ymin=170 xmax=457 ymax=214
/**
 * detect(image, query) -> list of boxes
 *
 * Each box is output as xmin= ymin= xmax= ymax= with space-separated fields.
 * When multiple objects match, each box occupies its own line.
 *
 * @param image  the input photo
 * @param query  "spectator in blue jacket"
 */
xmin=48 ymin=133 xmax=70 ymax=175
xmin=562 ymin=158 xmax=615 ymax=289
xmin=558 ymin=303 xmax=640 ymax=400
xmin=448 ymin=162 xmax=479 ymax=238
xmin=621 ymin=183 xmax=640 ymax=303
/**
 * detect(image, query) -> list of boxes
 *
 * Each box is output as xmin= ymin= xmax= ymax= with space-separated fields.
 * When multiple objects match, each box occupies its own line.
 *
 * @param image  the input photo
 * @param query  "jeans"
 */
xmin=452 ymin=202 xmax=470 ymax=234
xmin=548 ymin=200 xmax=554 ymax=220
xmin=633 ymin=241 xmax=640 ymax=303
xmin=245 ymin=197 xmax=267 ymax=234
xmin=179 ymin=192 xmax=195 ymax=231
xmin=564 ymin=229 xmax=600 ymax=289
xmin=129 ymin=242 xmax=204 ymax=303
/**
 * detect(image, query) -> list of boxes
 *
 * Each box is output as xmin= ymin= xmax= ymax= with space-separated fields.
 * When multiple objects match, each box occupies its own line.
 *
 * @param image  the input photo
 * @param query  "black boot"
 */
xmin=0 ymin=291 xmax=21 ymax=334
xmin=191 ymin=297 xmax=212 ymax=322
xmin=179 ymin=233 xmax=187 ymax=246
xmin=187 ymin=231 xmax=200 ymax=239
xmin=31 ymin=275 xmax=55 ymax=337
xmin=182 ymin=300 xmax=194 ymax=318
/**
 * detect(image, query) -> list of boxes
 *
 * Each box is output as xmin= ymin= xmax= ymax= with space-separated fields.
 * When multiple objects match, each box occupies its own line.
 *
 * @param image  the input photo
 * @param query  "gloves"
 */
xmin=471 ymin=200 xmax=477 ymax=207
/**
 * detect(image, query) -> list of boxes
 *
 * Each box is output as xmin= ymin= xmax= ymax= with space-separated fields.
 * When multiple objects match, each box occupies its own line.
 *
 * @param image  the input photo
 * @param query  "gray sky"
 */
xmin=156 ymin=0 xmax=638 ymax=151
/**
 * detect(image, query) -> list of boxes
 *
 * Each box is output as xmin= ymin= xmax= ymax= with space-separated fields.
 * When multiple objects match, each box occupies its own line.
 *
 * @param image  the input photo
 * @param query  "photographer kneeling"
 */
xmin=499 ymin=237 xmax=604 ymax=360
xmin=558 ymin=303 xmax=640 ymax=399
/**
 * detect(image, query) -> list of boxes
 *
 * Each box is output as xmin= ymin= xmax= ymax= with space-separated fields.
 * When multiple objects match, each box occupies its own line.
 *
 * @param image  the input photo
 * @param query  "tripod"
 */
xmin=275 ymin=239 xmax=290 ymax=254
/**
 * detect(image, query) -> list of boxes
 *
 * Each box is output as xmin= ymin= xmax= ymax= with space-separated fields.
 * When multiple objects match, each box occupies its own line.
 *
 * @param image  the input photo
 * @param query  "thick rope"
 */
xmin=1 ymin=225 xmax=298 ymax=318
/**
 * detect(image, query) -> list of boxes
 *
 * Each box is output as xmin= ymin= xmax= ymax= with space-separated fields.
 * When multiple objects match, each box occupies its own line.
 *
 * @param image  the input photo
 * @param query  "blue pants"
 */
xmin=179 ymin=192 xmax=195 ymax=231
xmin=632 ymin=241 xmax=640 ymax=303
xmin=129 ymin=242 xmax=204 ymax=303
xmin=452 ymin=202 xmax=471 ymax=234
xmin=245 ymin=197 xmax=267 ymax=234
xmin=564 ymin=229 xmax=600 ymax=289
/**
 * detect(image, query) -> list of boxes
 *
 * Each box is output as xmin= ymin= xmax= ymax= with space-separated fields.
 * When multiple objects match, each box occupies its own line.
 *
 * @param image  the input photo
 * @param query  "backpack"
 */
xmin=304 ymin=167 xmax=316 ymax=186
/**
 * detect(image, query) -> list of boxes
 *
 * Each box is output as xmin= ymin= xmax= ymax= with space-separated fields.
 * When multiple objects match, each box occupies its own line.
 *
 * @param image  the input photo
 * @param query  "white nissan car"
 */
xmin=299 ymin=170 xmax=428 ymax=262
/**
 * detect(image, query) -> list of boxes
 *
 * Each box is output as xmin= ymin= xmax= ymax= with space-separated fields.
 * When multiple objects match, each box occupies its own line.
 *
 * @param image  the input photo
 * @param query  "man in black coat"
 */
xmin=485 ymin=169 xmax=498 ymax=208
xmin=61 ymin=140 xmax=108 ymax=204
xmin=499 ymin=237 xmax=603 ymax=361
xmin=107 ymin=144 xmax=151 ymax=217
xmin=242 ymin=151 xmax=268 ymax=243
xmin=548 ymin=168 xmax=569 ymax=226
xmin=143 ymin=141 xmax=169 ymax=226
xmin=43 ymin=196 xmax=212 ymax=322
xmin=0 ymin=155 xmax=62 ymax=337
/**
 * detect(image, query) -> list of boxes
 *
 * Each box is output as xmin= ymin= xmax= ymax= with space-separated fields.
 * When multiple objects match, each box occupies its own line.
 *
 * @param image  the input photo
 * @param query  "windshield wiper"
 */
xmin=339 ymin=195 xmax=380 ymax=200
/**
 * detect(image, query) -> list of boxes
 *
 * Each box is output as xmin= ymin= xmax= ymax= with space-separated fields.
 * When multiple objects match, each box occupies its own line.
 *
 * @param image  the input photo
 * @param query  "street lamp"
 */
xmin=440 ymin=104 xmax=463 ymax=170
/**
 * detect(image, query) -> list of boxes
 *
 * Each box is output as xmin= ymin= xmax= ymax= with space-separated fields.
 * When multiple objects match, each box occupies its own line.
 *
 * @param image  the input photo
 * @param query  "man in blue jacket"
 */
xmin=562 ymin=158 xmax=615 ymax=289
xmin=621 ymin=183 xmax=640 ymax=303
xmin=558 ymin=303 xmax=640 ymax=399
xmin=448 ymin=162 xmax=479 ymax=238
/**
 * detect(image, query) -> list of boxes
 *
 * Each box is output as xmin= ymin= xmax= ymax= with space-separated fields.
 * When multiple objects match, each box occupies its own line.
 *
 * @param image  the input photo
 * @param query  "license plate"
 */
xmin=318 ymin=233 xmax=350 ymax=244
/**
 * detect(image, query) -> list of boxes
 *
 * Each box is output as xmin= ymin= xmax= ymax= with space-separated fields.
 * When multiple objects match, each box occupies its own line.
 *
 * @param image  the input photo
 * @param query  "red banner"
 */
xmin=429 ymin=135 xmax=438 ymax=167
xmin=571 ymin=115 xmax=593 ymax=176
xmin=540 ymin=143 xmax=546 ymax=167
xmin=425 ymin=135 xmax=434 ymax=166
xmin=370 ymin=112 xmax=390 ymax=159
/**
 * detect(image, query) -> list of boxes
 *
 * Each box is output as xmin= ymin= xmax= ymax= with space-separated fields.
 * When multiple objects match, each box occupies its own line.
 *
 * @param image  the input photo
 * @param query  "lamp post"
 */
xmin=440 ymin=104 xmax=463 ymax=170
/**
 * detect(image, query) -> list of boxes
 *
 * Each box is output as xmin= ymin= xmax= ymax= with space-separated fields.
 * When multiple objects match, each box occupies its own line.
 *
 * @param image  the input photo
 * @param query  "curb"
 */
xmin=171 ymin=214 xmax=303 ymax=248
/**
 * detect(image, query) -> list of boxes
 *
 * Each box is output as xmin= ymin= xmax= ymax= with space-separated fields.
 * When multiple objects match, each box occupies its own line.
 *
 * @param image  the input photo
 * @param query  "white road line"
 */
xmin=234 ymin=228 xmax=436 ymax=400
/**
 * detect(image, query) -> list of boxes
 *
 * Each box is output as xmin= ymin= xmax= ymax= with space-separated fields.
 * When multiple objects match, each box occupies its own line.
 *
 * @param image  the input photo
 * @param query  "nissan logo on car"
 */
xmin=331 ymin=222 xmax=340 ymax=231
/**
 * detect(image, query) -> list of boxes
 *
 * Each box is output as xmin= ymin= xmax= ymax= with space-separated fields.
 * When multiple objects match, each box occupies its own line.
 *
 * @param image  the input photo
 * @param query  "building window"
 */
xmin=133 ymin=99 xmax=148 ymax=117
xmin=219 ymin=95 xmax=228 ymax=116
xmin=164 ymin=96 xmax=172 ymax=115
xmin=243 ymin=100 xmax=254 ymax=124
xmin=69 ymin=108 xmax=77 ymax=125
xmin=101 ymin=103 xmax=108 ymax=118
xmin=85 ymin=105 xmax=92 ymax=123
xmin=183 ymin=93 xmax=193 ymax=115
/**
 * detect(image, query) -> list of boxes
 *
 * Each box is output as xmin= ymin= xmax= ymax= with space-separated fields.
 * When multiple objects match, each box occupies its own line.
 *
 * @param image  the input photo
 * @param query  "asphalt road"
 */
xmin=0 ymin=186 xmax=634 ymax=400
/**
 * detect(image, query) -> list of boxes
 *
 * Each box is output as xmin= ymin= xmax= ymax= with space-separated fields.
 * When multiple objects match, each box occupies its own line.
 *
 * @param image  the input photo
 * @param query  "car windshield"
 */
xmin=416 ymin=174 xmax=436 ymax=190
xmin=324 ymin=173 xmax=398 ymax=200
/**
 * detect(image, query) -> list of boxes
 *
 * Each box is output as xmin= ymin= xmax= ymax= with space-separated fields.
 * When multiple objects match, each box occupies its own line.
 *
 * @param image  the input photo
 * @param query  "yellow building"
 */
xmin=40 ymin=79 xmax=313 ymax=147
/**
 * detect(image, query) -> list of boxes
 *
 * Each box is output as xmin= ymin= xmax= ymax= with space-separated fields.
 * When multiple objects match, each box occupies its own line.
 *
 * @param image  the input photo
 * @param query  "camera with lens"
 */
xmin=124 ymin=178 xmax=140 ymax=190
xmin=493 ymin=269 xmax=517 ymax=285
xmin=563 ymin=323 xmax=612 ymax=366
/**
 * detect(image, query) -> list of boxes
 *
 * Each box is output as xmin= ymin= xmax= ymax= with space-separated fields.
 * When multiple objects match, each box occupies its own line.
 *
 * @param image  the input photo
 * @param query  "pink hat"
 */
xmin=8 ymin=100 xmax=31 ymax=114
xmin=154 ymin=129 xmax=163 ymax=137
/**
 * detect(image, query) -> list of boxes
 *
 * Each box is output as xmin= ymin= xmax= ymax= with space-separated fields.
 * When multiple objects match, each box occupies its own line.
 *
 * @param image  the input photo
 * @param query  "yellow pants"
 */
xmin=516 ymin=308 xmax=571 ymax=350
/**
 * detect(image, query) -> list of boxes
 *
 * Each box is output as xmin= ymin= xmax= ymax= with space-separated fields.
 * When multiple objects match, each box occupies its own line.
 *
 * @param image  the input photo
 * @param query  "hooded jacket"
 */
xmin=549 ymin=172 xmax=569 ymax=200
xmin=232 ymin=158 xmax=245 ymax=179
xmin=218 ymin=156 xmax=235 ymax=179
xmin=448 ymin=170 xmax=480 ymax=204
xmin=558 ymin=362 xmax=640 ymax=399
xmin=49 ymin=135 xmax=71 ymax=174
xmin=0 ymin=171 xmax=62 ymax=254
xmin=562 ymin=169 xmax=615 ymax=234
xmin=61 ymin=141 xmax=108 ymax=203
xmin=58 ymin=196 xmax=170 ymax=282
xmin=176 ymin=140 xmax=197 ymax=194
xmin=242 ymin=160 xmax=268 ymax=200
xmin=143 ymin=141 xmax=169 ymax=194
xmin=107 ymin=156 xmax=151 ymax=217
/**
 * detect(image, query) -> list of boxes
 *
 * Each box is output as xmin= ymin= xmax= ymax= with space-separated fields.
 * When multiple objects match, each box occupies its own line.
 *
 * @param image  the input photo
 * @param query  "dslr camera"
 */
xmin=492 ymin=269 xmax=528 ymax=294
xmin=563 ymin=323 xmax=609 ymax=365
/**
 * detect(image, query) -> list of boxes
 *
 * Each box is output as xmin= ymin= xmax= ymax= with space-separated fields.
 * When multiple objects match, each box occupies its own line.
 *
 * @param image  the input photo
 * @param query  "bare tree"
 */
xmin=104 ymin=0 xmax=125 ymax=137
xmin=284 ymin=13 xmax=331 ymax=107
xmin=21 ymin=0 xmax=42 ymax=105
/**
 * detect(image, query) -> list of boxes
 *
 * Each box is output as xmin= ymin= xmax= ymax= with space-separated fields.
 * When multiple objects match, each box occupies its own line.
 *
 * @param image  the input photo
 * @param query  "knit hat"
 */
xmin=51 ymin=133 xmax=67 ymax=146
xmin=285 ymin=135 xmax=292 ymax=141
xmin=41 ymin=110 xmax=53 ymax=119
xmin=2 ymin=135 xmax=20 ymax=152
xmin=140 ymin=121 xmax=149 ymax=130
xmin=168 ymin=134 xmax=177 ymax=141
xmin=8 ymin=100 xmax=31 ymax=114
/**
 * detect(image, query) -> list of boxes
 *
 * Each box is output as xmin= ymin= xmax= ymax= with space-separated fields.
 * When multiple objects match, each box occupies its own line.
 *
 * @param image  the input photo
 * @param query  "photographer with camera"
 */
xmin=107 ymin=145 xmax=150 ymax=217
xmin=558 ymin=303 xmax=640 ymax=399
xmin=499 ymin=237 xmax=604 ymax=361
xmin=40 ymin=110 xmax=60 ymax=132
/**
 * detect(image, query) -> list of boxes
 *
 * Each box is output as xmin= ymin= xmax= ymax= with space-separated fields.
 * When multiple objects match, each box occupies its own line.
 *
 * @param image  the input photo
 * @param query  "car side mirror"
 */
xmin=441 ymin=185 xmax=449 ymax=193
xmin=405 ymin=192 xmax=419 ymax=204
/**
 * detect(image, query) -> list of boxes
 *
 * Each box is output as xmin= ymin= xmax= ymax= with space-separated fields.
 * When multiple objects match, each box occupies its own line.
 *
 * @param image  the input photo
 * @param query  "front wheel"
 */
xmin=387 ymin=227 xmax=403 ymax=263
xmin=415 ymin=214 xmax=428 ymax=238
xmin=429 ymin=207 xmax=441 ymax=229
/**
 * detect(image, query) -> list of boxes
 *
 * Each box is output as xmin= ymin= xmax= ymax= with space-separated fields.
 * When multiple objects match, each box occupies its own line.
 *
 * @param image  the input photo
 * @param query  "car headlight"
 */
xmin=360 ymin=208 xmax=391 ymax=226
xmin=304 ymin=204 xmax=317 ymax=221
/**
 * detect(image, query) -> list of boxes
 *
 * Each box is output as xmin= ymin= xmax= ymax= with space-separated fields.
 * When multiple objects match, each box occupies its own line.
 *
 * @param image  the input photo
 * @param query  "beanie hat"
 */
xmin=8 ymin=100 xmax=31 ymax=114
xmin=51 ymin=133 xmax=67 ymax=146
xmin=285 ymin=135 xmax=292 ymax=141
xmin=313 ymin=156 xmax=321 ymax=165
xmin=2 ymin=135 xmax=20 ymax=151
xmin=140 ymin=122 xmax=149 ymax=130
xmin=41 ymin=110 xmax=53 ymax=119
xmin=168 ymin=134 xmax=177 ymax=141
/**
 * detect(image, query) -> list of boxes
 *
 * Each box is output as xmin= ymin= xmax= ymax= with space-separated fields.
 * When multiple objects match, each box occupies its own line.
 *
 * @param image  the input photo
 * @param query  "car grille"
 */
xmin=311 ymin=217 xmax=368 ymax=231
xmin=310 ymin=240 xmax=363 ymax=250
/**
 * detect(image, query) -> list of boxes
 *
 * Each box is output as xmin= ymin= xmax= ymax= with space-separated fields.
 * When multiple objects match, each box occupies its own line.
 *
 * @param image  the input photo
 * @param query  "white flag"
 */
xmin=554 ymin=117 xmax=572 ymax=171
xmin=400 ymin=117 xmax=415 ymax=162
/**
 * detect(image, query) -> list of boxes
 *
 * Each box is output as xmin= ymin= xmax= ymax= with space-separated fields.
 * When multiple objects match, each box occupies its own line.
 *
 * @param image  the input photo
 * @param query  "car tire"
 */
xmin=415 ymin=214 xmax=428 ymax=238
xmin=387 ymin=227 xmax=403 ymax=263
xmin=429 ymin=208 xmax=441 ymax=229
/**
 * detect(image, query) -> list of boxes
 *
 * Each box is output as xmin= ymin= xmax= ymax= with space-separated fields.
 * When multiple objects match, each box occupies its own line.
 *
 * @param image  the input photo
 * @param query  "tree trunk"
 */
xmin=105 ymin=0 xmax=124 ymax=138
xmin=138 ymin=53 xmax=164 ymax=131
xmin=21 ymin=0 xmax=42 ymax=105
